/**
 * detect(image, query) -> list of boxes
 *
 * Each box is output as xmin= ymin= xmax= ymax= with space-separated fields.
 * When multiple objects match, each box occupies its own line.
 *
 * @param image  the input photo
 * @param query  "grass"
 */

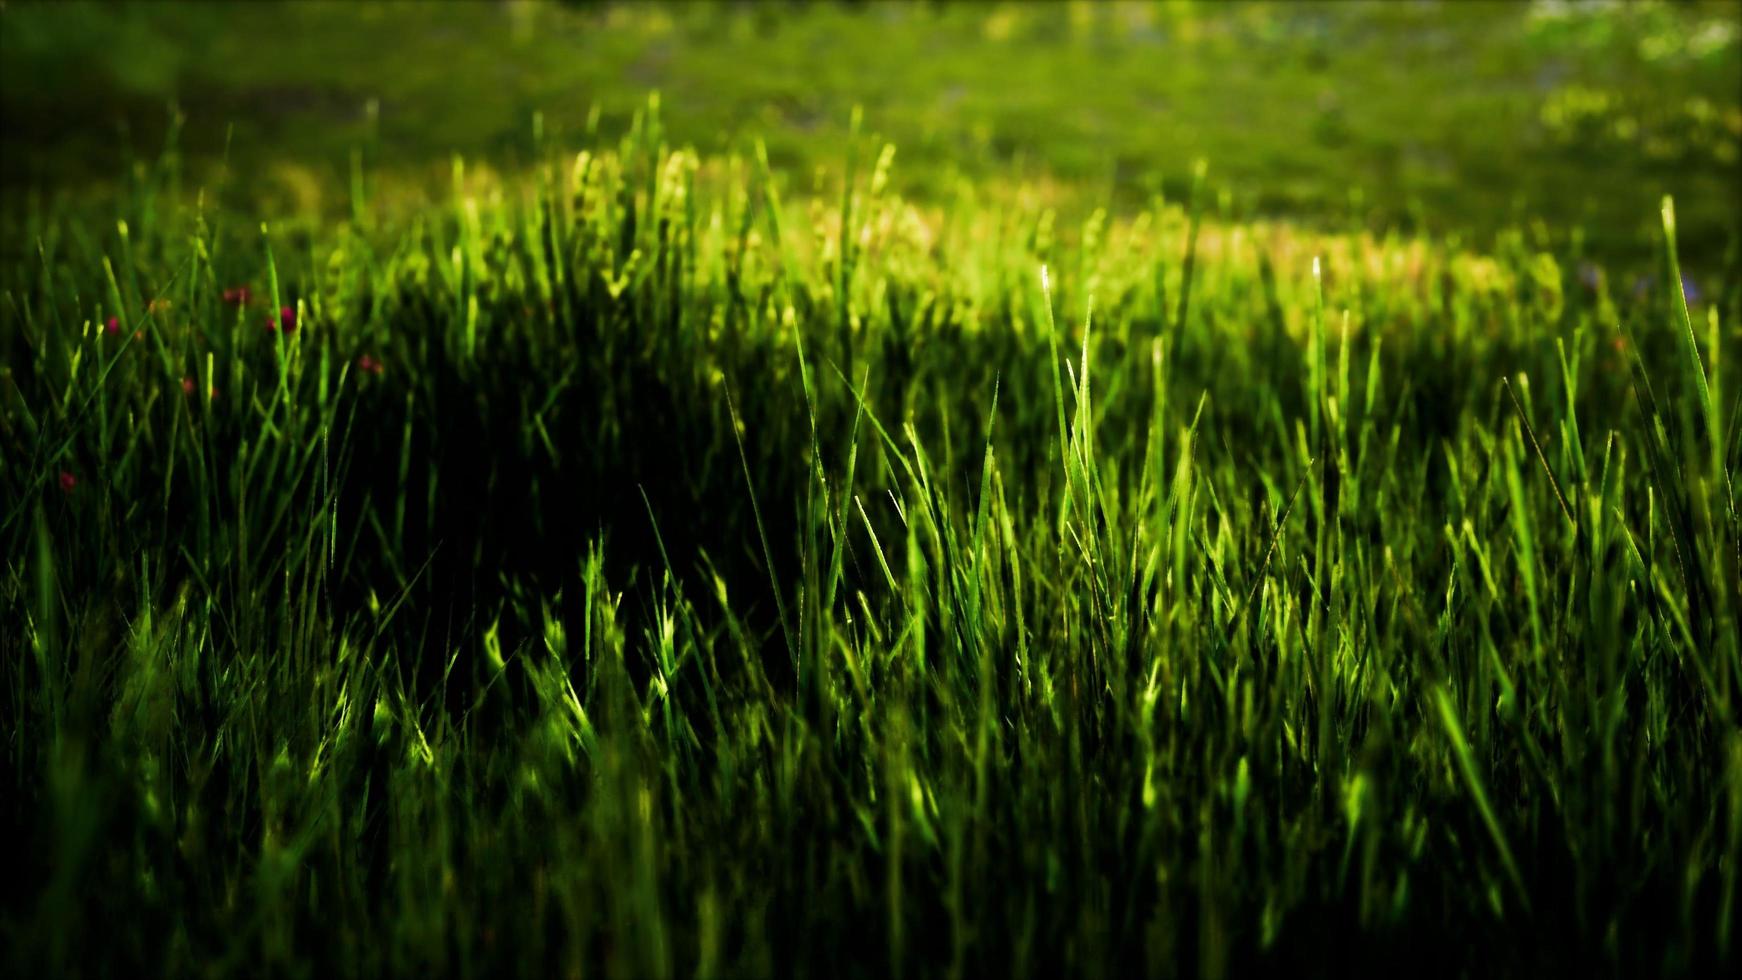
xmin=3 ymin=10 xmax=1742 ymax=979
xmin=3 ymin=2 xmax=1739 ymax=265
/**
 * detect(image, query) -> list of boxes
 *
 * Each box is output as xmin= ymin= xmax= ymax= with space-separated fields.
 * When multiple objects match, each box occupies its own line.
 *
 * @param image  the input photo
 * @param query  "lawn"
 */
xmin=2 ymin=2 xmax=1740 ymax=977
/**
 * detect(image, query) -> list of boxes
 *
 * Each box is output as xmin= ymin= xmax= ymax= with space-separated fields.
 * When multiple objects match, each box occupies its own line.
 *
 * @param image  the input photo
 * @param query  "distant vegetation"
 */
xmin=3 ymin=2 xmax=1738 ymax=260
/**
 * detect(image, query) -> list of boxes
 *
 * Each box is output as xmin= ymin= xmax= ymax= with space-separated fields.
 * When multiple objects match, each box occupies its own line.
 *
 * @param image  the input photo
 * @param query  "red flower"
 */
xmin=356 ymin=354 xmax=384 ymax=376
xmin=222 ymin=286 xmax=252 ymax=306
xmin=181 ymin=377 xmax=196 ymax=395
xmin=105 ymin=316 xmax=121 ymax=336
xmin=58 ymin=470 xmax=76 ymax=495
xmin=265 ymin=305 xmax=297 ymax=334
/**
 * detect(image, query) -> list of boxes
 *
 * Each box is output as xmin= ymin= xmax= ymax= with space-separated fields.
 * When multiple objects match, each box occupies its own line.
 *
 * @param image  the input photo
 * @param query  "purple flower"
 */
xmin=1681 ymin=275 xmax=1702 ymax=306
xmin=1577 ymin=263 xmax=1601 ymax=293
xmin=266 ymin=305 xmax=297 ymax=334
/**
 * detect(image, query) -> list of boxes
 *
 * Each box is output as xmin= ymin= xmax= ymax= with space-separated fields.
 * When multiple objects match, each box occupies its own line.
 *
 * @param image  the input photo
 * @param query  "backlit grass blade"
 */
xmin=1431 ymin=685 xmax=1530 ymax=911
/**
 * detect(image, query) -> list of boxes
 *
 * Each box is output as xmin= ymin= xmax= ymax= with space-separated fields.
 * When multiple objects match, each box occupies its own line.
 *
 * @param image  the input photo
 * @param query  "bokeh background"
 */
xmin=3 ymin=0 xmax=1739 ymax=268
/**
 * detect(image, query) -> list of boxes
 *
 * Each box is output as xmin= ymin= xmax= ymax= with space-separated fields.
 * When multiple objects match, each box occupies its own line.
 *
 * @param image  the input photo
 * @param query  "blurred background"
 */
xmin=2 ymin=0 xmax=1738 ymax=267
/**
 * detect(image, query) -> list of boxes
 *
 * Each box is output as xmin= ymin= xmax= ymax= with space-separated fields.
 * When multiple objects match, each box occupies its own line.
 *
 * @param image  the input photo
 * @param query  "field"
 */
xmin=3 ymin=3 xmax=1741 ymax=977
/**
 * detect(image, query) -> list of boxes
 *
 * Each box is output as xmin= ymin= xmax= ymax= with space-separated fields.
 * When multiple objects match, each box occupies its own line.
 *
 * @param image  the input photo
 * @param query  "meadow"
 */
xmin=3 ymin=3 xmax=1740 ymax=977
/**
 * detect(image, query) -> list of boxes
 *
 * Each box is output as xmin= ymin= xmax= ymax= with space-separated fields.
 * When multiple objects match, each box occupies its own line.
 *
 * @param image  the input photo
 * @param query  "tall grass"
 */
xmin=2 ymin=102 xmax=1738 ymax=977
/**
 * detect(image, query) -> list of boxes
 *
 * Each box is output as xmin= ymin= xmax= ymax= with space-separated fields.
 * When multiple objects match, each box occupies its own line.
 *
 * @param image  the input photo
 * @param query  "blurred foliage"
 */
xmin=1 ymin=1 xmax=1738 ymax=266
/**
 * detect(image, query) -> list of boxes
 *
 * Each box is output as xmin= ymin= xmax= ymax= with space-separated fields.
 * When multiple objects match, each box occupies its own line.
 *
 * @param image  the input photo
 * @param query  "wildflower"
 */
xmin=222 ymin=286 xmax=252 ymax=306
xmin=266 ymin=305 xmax=298 ymax=334
xmin=1576 ymin=262 xmax=1600 ymax=293
xmin=356 ymin=354 xmax=384 ymax=376
xmin=147 ymin=298 xmax=172 ymax=315
xmin=58 ymin=470 xmax=76 ymax=495
xmin=181 ymin=377 xmax=196 ymax=395
xmin=105 ymin=316 xmax=121 ymax=336
xmin=1629 ymin=273 xmax=1702 ymax=305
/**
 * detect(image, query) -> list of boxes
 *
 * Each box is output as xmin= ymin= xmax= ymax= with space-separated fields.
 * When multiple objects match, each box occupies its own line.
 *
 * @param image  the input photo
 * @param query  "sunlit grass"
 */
xmin=2 ymin=99 xmax=1738 ymax=977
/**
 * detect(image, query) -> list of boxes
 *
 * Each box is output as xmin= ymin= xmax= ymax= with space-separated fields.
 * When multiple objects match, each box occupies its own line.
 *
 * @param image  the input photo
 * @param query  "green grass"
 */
xmin=3 ymin=11 xmax=1742 ymax=979
xmin=3 ymin=2 xmax=1739 ymax=265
